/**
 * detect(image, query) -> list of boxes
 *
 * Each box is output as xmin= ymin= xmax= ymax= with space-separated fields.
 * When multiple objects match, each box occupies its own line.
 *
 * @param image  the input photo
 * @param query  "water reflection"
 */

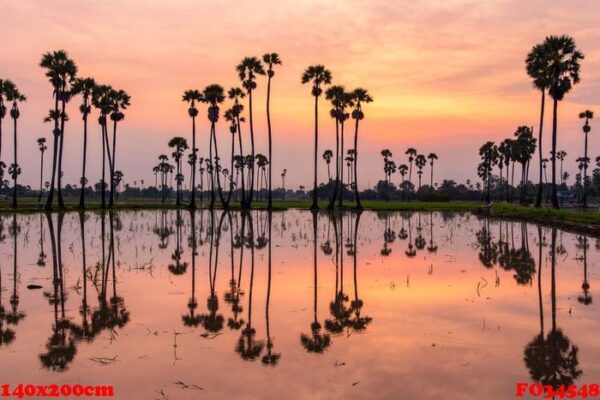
xmin=0 ymin=210 xmax=597 ymax=398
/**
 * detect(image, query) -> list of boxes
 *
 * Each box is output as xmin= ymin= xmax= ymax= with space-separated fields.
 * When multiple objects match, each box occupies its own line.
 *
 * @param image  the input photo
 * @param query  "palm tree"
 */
xmin=349 ymin=88 xmax=373 ymax=209
xmin=91 ymin=84 xmax=112 ymax=208
xmin=281 ymin=169 xmax=287 ymax=199
xmin=168 ymin=137 xmax=189 ymax=205
xmin=512 ymin=126 xmax=537 ymax=203
xmin=322 ymin=149 xmax=333 ymax=182
xmin=427 ymin=153 xmax=438 ymax=196
xmin=182 ymin=89 xmax=202 ymax=209
xmin=202 ymin=84 xmax=227 ymax=208
xmin=381 ymin=149 xmax=392 ymax=183
xmin=4 ymin=82 xmax=26 ymax=209
xmin=237 ymin=57 xmax=265 ymax=208
xmin=543 ymin=35 xmax=584 ymax=209
xmin=325 ymin=85 xmax=349 ymax=208
xmin=498 ymin=139 xmax=513 ymax=201
xmin=526 ymin=42 xmax=553 ymax=208
xmin=71 ymin=77 xmax=96 ymax=209
xmin=108 ymin=89 xmax=131 ymax=207
xmin=556 ymin=150 xmax=567 ymax=188
xmin=37 ymin=138 xmax=47 ymax=202
xmin=227 ymin=87 xmax=247 ymax=206
xmin=262 ymin=53 xmax=281 ymax=209
xmin=579 ymin=110 xmax=593 ymax=208
xmin=0 ymin=80 xmax=7 ymax=196
xmin=405 ymin=148 xmax=417 ymax=186
xmin=302 ymin=65 xmax=332 ymax=210
xmin=40 ymin=50 xmax=78 ymax=210
xmin=415 ymin=154 xmax=427 ymax=194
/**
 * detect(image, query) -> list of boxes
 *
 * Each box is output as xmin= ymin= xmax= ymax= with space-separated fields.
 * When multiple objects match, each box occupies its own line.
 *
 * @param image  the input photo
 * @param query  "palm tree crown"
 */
xmin=301 ymin=65 xmax=332 ymax=96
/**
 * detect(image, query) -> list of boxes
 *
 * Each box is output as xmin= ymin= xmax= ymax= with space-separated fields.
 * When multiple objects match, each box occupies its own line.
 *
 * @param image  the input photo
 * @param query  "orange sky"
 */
xmin=2 ymin=0 xmax=600 ymax=189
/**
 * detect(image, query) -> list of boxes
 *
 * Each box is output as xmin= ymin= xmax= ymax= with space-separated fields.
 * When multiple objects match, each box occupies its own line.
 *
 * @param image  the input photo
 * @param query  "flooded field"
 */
xmin=0 ymin=210 xmax=598 ymax=399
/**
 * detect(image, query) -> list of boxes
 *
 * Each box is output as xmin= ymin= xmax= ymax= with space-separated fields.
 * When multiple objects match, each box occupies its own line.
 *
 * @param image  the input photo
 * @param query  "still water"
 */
xmin=0 ymin=210 xmax=598 ymax=399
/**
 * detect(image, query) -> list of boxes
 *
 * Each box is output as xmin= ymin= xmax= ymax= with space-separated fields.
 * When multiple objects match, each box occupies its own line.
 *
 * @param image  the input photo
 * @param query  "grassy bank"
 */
xmin=1 ymin=197 xmax=599 ymax=236
xmin=486 ymin=203 xmax=600 ymax=236
xmin=0 ymin=198 xmax=480 ymax=213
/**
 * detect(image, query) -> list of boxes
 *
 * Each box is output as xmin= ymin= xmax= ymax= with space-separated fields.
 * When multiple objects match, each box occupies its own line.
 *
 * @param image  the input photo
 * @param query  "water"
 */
xmin=0 ymin=210 xmax=598 ymax=399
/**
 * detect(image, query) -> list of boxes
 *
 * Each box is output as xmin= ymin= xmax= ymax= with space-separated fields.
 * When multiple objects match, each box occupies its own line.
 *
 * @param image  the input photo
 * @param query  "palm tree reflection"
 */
xmin=576 ymin=235 xmax=591 ymax=305
xmin=201 ymin=211 xmax=225 ymax=333
xmin=236 ymin=212 xmax=264 ymax=360
xmin=40 ymin=212 xmax=76 ymax=372
xmin=262 ymin=211 xmax=280 ymax=366
xmin=301 ymin=211 xmax=331 ymax=353
xmin=168 ymin=210 xmax=188 ymax=275
xmin=524 ymin=227 xmax=582 ymax=390
xmin=182 ymin=210 xmax=201 ymax=328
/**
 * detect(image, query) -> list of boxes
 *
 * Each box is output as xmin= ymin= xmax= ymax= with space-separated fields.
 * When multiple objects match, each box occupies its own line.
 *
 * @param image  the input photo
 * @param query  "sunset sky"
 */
xmin=2 ymin=0 xmax=600 ymax=190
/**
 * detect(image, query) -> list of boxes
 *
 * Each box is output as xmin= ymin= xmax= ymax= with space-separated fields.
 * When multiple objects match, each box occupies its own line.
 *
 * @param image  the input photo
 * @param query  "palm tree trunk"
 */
xmin=39 ymin=150 xmax=44 ymax=202
xmin=311 ymin=94 xmax=319 ymax=210
xmin=11 ymin=117 xmax=17 ymax=209
xmin=225 ymin=130 xmax=235 ymax=205
xmin=212 ymin=124 xmax=227 ymax=208
xmin=109 ymin=119 xmax=118 ymax=208
xmin=583 ymin=130 xmax=589 ymax=208
xmin=79 ymin=113 xmax=88 ymax=209
xmin=57 ymin=95 xmax=68 ymax=210
xmin=101 ymin=121 xmax=107 ymax=208
xmin=248 ymin=89 xmax=256 ymax=208
xmin=266 ymin=76 xmax=274 ymax=209
xmin=353 ymin=118 xmax=362 ymax=209
xmin=430 ymin=163 xmax=434 ymax=198
xmin=329 ymin=119 xmax=339 ymax=209
xmin=236 ymin=115 xmax=247 ymax=208
xmin=189 ymin=113 xmax=197 ymax=209
xmin=551 ymin=98 xmax=559 ymax=209
xmin=535 ymin=90 xmax=545 ymax=207
xmin=338 ymin=120 xmax=345 ymax=208
xmin=208 ymin=126 xmax=215 ymax=209
xmin=44 ymin=92 xmax=61 ymax=211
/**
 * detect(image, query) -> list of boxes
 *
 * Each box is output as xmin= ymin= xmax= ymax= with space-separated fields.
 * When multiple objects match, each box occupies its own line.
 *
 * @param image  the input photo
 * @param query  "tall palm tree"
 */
xmin=405 ymin=148 xmax=417 ymax=186
xmin=108 ymin=89 xmax=131 ymax=207
xmin=168 ymin=137 xmax=189 ymax=206
xmin=40 ymin=50 xmax=78 ymax=210
xmin=91 ymin=84 xmax=112 ymax=208
xmin=543 ymin=35 xmax=584 ymax=209
xmin=224 ymin=108 xmax=243 ymax=205
xmin=526 ymin=42 xmax=553 ymax=208
xmin=324 ymin=85 xmax=346 ymax=208
xmin=236 ymin=57 xmax=265 ymax=208
xmin=228 ymin=87 xmax=246 ymax=205
xmin=37 ymin=138 xmax=47 ymax=202
xmin=398 ymin=163 xmax=408 ymax=195
xmin=415 ymin=154 xmax=427 ymax=194
xmin=0 ymin=80 xmax=7 ymax=196
xmin=427 ymin=153 xmax=438 ymax=196
xmin=513 ymin=126 xmax=537 ymax=203
xmin=71 ymin=77 xmax=96 ymax=209
xmin=4 ymin=82 xmax=26 ymax=209
xmin=262 ymin=53 xmax=281 ymax=209
xmin=302 ymin=65 xmax=332 ymax=210
xmin=349 ymin=88 xmax=373 ymax=209
xmin=579 ymin=110 xmax=593 ymax=208
xmin=182 ymin=89 xmax=203 ymax=209
xmin=202 ymin=84 xmax=227 ymax=208
xmin=381 ymin=149 xmax=392 ymax=183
